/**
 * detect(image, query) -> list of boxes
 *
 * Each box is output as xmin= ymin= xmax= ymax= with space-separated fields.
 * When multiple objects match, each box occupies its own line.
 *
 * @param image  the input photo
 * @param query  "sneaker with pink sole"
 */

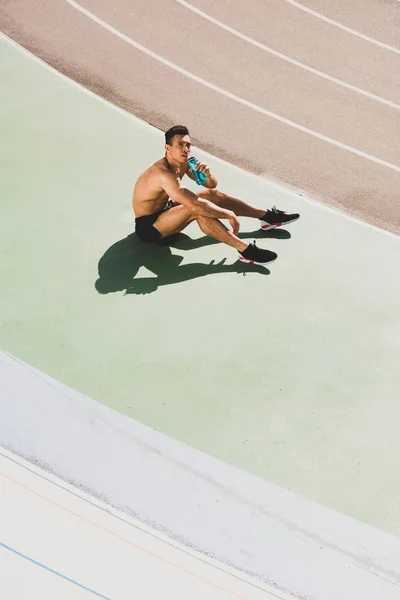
xmin=260 ymin=206 xmax=300 ymax=231
xmin=239 ymin=241 xmax=278 ymax=266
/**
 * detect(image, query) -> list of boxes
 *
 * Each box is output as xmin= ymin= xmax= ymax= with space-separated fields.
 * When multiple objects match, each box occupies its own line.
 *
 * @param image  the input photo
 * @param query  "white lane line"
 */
xmin=2 ymin=32 xmax=399 ymax=238
xmin=283 ymin=0 xmax=400 ymax=54
xmin=0 ymin=449 xmax=284 ymax=599
xmin=175 ymin=0 xmax=400 ymax=111
xmin=64 ymin=0 xmax=400 ymax=173
xmin=0 ymin=454 xmax=288 ymax=600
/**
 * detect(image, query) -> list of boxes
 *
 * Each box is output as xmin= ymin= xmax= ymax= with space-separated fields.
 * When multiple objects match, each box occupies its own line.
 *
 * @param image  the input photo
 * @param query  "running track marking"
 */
xmin=2 ymin=31 xmax=399 ymax=238
xmin=176 ymin=0 xmax=400 ymax=111
xmin=63 ymin=0 xmax=400 ymax=173
xmin=282 ymin=0 xmax=400 ymax=54
xmin=0 ymin=469 xmax=257 ymax=600
xmin=0 ymin=542 xmax=111 ymax=599
xmin=0 ymin=448 xmax=281 ymax=598
xmin=0 ymin=29 xmax=399 ymax=594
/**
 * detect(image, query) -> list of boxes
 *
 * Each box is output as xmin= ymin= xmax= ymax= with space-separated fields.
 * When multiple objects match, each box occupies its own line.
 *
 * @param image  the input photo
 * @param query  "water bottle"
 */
xmin=187 ymin=156 xmax=207 ymax=185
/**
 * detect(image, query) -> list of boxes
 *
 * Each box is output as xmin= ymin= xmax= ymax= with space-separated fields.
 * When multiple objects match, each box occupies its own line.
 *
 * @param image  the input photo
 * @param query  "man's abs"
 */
xmin=132 ymin=168 xmax=170 ymax=217
xmin=133 ymin=193 xmax=170 ymax=218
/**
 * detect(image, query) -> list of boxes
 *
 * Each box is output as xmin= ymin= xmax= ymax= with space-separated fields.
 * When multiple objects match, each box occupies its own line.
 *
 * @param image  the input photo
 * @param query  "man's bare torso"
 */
xmin=132 ymin=157 xmax=188 ymax=217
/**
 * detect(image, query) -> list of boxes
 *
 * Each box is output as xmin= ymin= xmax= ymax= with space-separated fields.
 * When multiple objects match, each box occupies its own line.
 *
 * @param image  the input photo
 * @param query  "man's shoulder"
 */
xmin=147 ymin=158 xmax=171 ymax=180
xmin=152 ymin=159 xmax=183 ymax=186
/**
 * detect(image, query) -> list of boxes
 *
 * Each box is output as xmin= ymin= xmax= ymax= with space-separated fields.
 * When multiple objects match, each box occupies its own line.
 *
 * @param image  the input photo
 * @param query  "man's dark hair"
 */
xmin=165 ymin=125 xmax=190 ymax=145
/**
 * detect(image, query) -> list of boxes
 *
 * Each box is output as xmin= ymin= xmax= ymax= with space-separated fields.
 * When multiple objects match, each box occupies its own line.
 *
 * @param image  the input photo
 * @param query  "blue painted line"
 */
xmin=0 ymin=541 xmax=111 ymax=599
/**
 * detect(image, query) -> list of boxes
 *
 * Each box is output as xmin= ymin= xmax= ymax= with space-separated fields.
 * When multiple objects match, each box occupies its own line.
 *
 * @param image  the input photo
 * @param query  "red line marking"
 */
xmin=0 ymin=470 xmax=250 ymax=599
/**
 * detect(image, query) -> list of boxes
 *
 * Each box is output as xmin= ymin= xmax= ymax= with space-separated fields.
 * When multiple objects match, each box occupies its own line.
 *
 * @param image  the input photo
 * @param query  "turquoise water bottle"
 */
xmin=187 ymin=156 xmax=207 ymax=185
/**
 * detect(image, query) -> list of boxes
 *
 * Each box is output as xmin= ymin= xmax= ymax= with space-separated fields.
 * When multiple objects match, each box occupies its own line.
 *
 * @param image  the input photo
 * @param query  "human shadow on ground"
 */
xmin=95 ymin=228 xmax=291 ymax=295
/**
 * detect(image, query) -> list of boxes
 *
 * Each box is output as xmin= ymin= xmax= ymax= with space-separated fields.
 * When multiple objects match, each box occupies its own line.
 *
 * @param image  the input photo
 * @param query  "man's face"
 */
xmin=166 ymin=134 xmax=192 ymax=164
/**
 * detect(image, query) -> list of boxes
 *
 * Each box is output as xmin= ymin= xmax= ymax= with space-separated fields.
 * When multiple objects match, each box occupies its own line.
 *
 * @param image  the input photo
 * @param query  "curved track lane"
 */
xmin=0 ymin=0 xmax=399 ymax=233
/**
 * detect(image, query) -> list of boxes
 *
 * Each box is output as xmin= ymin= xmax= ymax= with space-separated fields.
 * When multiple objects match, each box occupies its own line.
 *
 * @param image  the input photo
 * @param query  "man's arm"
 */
xmin=160 ymin=171 xmax=239 ymax=233
xmin=186 ymin=161 xmax=218 ymax=189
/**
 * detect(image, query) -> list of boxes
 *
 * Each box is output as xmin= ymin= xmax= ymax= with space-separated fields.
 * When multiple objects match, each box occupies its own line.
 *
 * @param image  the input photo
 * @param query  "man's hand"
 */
xmin=195 ymin=161 xmax=211 ymax=178
xmin=192 ymin=160 xmax=217 ymax=188
xmin=228 ymin=211 xmax=240 ymax=235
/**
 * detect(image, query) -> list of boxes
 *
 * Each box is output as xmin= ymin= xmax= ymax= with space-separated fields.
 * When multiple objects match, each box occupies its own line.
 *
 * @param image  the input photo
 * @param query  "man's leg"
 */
xmin=196 ymin=188 xmax=264 ymax=218
xmin=196 ymin=216 xmax=277 ymax=264
xmin=197 ymin=189 xmax=300 ymax=230
xmin=196 ymin=216 xmax=247 ymax=251
xmin=155 ymin=204 xmax=246 ymax=250
xmin=153 ymin=204 xmax=196 ymax=238
xmin=154 ymin=201 xmax=277 ymax=265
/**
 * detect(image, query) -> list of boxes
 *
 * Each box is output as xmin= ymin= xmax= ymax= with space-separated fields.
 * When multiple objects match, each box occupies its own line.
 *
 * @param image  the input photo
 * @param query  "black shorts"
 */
xmin=135 ymin=200 xmax=175 ymax=243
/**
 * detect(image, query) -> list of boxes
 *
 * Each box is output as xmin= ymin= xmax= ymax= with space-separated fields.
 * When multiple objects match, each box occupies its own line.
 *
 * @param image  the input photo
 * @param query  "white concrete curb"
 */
xmin=1 ymin=350 xmax=400 ymax=600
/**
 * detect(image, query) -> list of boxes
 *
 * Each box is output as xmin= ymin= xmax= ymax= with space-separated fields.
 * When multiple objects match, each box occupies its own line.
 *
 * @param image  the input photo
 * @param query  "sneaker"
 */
xmin=239 ymin=241 xmax=277 ymax=266
xmin=260 ymin=206 xmax=300 ymax=231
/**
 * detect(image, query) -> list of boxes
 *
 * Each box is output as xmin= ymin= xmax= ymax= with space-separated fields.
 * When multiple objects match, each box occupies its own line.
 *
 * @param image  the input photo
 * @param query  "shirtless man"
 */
xmin=132 ymin=125 xmax=299 ymax=265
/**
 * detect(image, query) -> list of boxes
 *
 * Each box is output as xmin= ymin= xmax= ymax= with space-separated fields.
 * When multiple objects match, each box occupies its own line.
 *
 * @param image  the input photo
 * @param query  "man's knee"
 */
xmin=195 ymin=215 xmax=207 ymax=231
xmin=198 ymin=188 xmax=224 ymax=204
xmin=173 ymin=204 xmax=196 ymax=222
xmin=195 ymin=215 xmax=216 ymax=234
xmin=178 ymin=204 xmax=195 ymax=217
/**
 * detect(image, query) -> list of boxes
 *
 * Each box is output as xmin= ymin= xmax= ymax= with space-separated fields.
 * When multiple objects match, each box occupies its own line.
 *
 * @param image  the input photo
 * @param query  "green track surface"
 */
xmin=1 ymin=37 xmax=400 ymax=535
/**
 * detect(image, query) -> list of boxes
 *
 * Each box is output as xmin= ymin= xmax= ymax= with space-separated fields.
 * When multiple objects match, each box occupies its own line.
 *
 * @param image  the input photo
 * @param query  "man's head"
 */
xmin=165 ymin=125 xmax=191 ymax=165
